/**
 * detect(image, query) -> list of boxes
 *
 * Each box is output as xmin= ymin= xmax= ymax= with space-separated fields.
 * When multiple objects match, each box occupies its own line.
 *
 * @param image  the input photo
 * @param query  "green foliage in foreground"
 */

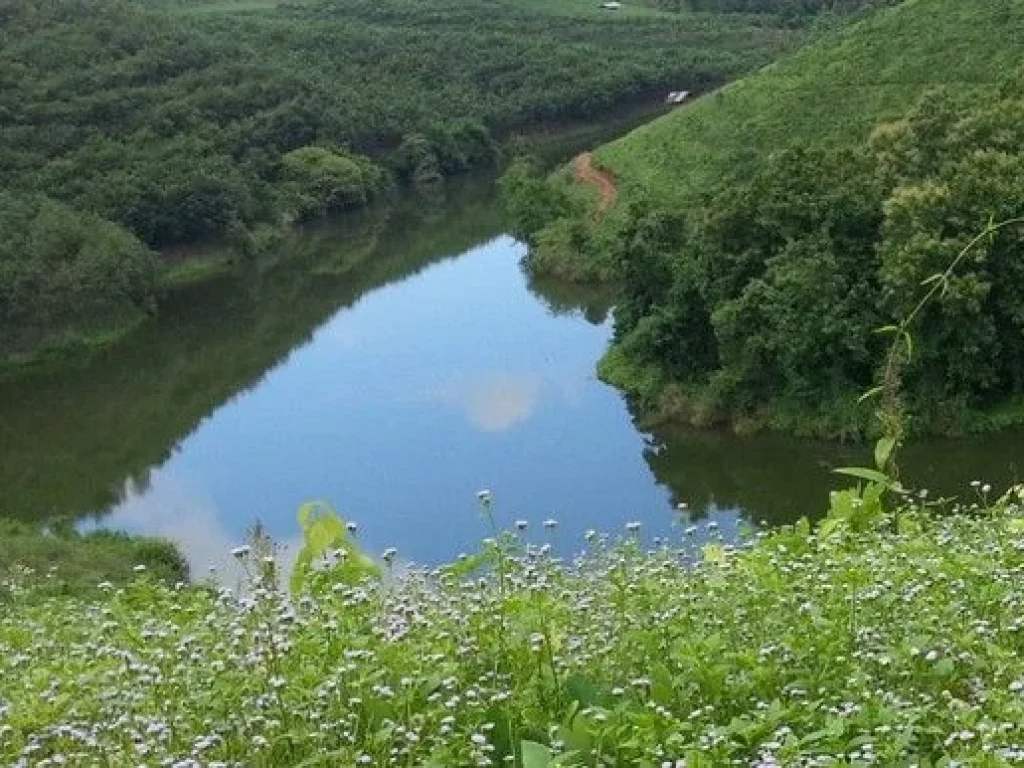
xmin=6 ymin=487 xmax=1024 ymax=765
xmin=0 ymin=523 xmax=189 ymax=596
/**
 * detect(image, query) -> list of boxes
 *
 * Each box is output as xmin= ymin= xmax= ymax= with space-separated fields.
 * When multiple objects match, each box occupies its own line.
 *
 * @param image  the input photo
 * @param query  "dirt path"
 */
xmin=573 ymin=152 xmax=617 ymax=213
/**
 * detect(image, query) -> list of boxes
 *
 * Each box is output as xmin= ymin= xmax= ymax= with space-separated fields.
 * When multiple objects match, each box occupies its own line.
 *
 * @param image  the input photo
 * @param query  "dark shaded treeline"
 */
xmin=599 ymin=90 xmax=1024 ymax=437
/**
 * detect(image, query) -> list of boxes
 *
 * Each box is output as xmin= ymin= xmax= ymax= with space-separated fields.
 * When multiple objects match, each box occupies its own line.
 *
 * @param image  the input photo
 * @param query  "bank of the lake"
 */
xmin=503 ymin=0 xmax=1024 ymax=440
xmin=2 ymin=178 xmax=1023 ymax=578
xmin=0 ymin=522 xmax=188 ymax=595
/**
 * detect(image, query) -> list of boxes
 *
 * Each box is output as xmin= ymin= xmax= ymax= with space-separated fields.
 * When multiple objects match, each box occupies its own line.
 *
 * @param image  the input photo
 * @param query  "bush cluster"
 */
xmin=594 ymin=90 xmax=1024 ymax=436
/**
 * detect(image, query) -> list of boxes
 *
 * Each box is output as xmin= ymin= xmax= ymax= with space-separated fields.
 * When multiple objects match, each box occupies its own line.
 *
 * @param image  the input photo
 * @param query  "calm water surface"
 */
xmin=2 ymin=180 xmax=1023 ymax=574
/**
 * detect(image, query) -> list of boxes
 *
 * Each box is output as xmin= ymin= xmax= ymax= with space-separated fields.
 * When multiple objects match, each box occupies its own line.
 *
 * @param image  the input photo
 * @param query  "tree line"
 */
xmin=656 ymin=0 xmax=895 ymax=20
xmin=507 ymin=86 xmax=1024 ymax=436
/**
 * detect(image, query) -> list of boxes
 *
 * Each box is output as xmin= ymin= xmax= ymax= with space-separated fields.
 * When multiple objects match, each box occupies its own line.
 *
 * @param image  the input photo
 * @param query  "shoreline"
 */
xmin=0 ymin=99 xmax=674 ymax=373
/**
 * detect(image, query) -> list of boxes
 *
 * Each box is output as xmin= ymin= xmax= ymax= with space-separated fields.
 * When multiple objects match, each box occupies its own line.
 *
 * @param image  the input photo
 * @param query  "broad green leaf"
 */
xmin=833 ymin=467 xmax=891 ymax=486
xmin=443 ymin=548 xmax=497 ymax=578
xmin=290 ymin=502 xmax=380 ymax=595
xmin=874 ymin=436 xmax=897 ymax=471
xmin=818 ymin=516 xmax=842 ymax=538
xmin=702 ymin=543 xmax=728 ymax=566
xmin=297 ymin=500 xmax=332 ymax=531
xmin=521 ymin=740 xmax=553 ymax=768
xmin=1005 ymin=517 xmax=1024 ymax=534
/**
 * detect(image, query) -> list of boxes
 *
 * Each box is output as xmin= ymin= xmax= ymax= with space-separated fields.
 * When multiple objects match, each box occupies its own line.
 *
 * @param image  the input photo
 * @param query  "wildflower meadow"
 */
xmin=4 ymin=487 xmax=1024 ymax=766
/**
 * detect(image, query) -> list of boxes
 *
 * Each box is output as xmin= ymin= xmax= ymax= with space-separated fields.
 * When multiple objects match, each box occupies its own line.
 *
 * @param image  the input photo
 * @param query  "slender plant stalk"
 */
xmin=872 ymin=217 xmax=1024 ymax=480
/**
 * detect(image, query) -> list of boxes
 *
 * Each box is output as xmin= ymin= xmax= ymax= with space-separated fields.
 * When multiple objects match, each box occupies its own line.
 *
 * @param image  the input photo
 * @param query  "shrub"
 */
xmin=280 ymin=146 xmax=389 ymax=219
xmin=0 ymin=193 xmax=158 ymax=358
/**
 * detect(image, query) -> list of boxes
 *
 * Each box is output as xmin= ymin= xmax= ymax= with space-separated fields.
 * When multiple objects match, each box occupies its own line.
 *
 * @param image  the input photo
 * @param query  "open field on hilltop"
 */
xmin=594 ymin=0 xmax=1024 ymax=205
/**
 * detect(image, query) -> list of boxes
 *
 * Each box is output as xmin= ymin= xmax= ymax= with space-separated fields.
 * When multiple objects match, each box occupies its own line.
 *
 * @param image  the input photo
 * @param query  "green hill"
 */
xmin=0 ymin=0 xmax=801 ymax=360
xmin=507 ymin=0 xmax=1024 ymax=437
xmin=595 ymin=0 xmax=1024 ymax=206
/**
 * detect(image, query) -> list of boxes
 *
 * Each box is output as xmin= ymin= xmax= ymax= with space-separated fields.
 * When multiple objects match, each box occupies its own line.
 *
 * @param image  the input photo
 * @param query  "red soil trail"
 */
xmin=573 ymin=152 xmax=618 ymax=213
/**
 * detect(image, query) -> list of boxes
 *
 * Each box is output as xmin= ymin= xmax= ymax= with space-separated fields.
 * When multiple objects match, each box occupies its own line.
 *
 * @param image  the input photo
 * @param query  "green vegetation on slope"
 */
xmin=595 ymin=0 xmax=1024 ymax=206
xmin=0 ymin=523 xmax=188 ymax=595
xmin=656 ymin=0 xmax=893 ymax=19
xmin=4 ymin=486 xmax=1024 ymax=764
xmin=0 ymin=0 xmax=800 ymax=359
xmin=507 ymin=0 xmax=1024 ymax=437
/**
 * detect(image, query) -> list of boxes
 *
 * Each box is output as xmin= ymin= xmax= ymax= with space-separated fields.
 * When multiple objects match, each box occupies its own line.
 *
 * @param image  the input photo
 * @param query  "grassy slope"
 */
xmin=5 ymin=490 xmax=1024 ymax=764
xmin=594 ymin=0 xmax=1024 ymax=206
xmin=0 ymin=523 xmax=188 ymax=594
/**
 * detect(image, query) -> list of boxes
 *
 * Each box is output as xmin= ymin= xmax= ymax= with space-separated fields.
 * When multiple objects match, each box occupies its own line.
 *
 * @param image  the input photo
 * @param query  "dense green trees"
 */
xmin=0 ymin=0 xmax=796 ymax=252
xmin=281 ymin=146 xmax=390 ymax=218
xmin=658 ymin=0 xmax=894 ymax=20
xmin=0 ymin=0 xmax=798 ymax=358
xmin=598 ymin=90 xmax=1024 ymax=436
xmin=0 ymin=194 xmax=158 ymax=359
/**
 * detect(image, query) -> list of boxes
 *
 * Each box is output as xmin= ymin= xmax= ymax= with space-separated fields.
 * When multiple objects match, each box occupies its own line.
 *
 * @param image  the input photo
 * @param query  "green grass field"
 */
xmin=593 ymin=0 xmax=1024 ymax=206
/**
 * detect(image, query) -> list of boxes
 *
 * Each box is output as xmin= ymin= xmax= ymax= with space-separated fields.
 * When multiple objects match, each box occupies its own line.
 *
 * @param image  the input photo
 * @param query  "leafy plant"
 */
xmin=289 ymin=501 xmax=381 ymax=596
xmin=832 ymin=216 xmax=1024 ymax=519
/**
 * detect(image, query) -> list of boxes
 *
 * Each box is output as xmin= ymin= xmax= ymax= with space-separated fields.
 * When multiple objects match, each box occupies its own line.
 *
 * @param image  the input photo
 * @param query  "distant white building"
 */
xmin=666 ymin=90 xmax=690 ymax=105
xmin=600 ymin=1 xmax=622 ymax=9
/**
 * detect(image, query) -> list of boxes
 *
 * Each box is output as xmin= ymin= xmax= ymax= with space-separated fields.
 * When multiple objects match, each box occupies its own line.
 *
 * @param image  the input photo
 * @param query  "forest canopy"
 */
xmin=659 ymin=0 xmax=895 ymax=17
xmin=0 ymin=0 xmax=800 ymax=358
xmin=592 ymin=89 xmax=1024 ymax=437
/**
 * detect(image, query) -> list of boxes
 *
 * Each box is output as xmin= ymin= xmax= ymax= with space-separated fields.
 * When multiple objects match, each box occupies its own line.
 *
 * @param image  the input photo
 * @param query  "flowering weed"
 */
xmin=4 ymin=488 xmax=1024 ymax=766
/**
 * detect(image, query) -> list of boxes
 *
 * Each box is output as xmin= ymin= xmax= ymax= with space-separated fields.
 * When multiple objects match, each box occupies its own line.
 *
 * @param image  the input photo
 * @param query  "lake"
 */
xmin=1 ymin=177 xmax=1023 ymax=575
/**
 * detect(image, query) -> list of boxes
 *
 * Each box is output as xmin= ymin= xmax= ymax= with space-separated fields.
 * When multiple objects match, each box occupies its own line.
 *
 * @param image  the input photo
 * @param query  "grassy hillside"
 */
xmin=594 ymin=0 xmax=1024 ymax=206
xmin=503 ymin=0 xmax=1024 ymax=437
xmin=0 ymin=522 xmax=188 ymax=594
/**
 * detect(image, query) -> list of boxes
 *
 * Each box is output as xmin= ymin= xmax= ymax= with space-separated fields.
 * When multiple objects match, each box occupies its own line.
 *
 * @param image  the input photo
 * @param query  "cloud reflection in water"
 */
xmin=97 ymin=470 xmax=301 ymax=584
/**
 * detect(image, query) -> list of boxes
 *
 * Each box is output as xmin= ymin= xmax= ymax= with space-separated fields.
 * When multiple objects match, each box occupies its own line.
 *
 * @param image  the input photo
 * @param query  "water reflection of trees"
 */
xmin=0 ymin=179 xmax=503 ymax=525
xmin=525 ymin=272 xmax=614 ymax=326
xmin=641 ymin=422 xmax=1024 ymax=528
